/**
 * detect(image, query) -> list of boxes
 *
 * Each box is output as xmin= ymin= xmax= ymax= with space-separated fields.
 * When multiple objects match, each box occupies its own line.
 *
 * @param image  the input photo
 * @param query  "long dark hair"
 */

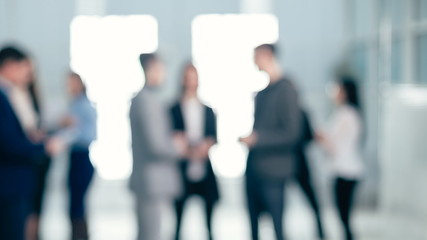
xmin=179 ymin=62 xmax=198 ymax=100
xmin=337 ymin=75 xmax=361 ymax=111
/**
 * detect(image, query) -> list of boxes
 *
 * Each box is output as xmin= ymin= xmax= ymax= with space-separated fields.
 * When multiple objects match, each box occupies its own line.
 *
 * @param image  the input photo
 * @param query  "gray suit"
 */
xmin=129 ymin=87 xmax=182 ymax=240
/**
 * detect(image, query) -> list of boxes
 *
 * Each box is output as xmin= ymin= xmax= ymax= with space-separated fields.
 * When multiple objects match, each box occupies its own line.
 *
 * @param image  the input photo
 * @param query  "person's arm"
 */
xmin=321 ymin=110 xmax=359 ymax=156
xmin=205 ymin=107 xmax=217 ymax=142
xmin=55 ymin=100 xmax=97 ymax=147
xmin=135 ymin=95 xmax=181 ymax=160
xmin=253 ymin=82 xmax=302 ymax=149
xmin=193 ymin=107 xmax=217 ymax=160
xmin=0 ymin=92 xmax=46 ymax=163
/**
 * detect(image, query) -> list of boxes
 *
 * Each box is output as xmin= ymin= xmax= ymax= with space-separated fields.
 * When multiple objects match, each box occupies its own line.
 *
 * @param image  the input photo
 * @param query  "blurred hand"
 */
xmin=173 ymin=132 xmax=189 ymax=158
xmin=45 ymin=137 xmax=65 ymax=156
xmin=29 ymin=129 xmax=46 ymax=143
xmin=315 ymin=131 xmax=326 ymax=142
xmin=315 ymin=131 xmax=334 ymax=155
xmin=239 ymin=132 xmax=258 ymax=148
xmin=191 ymin=138 xmax=215 ymax=160
xmin=60 ymin=116 xmax=75 ymax=128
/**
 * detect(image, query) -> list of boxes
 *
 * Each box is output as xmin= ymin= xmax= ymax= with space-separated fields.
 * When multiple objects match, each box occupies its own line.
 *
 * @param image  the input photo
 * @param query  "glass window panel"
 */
xmin=391 ymin=38 xmax=402 ymax=83
xmin=349 ymin=44 xmax=369 ymax=82
xmin=390 ymin=0 xmax=404 ymax=28
xmin=414 ymin=0 xmax=427 ymax=21
xmin=416 ymin=34 xmax=427 ymax=83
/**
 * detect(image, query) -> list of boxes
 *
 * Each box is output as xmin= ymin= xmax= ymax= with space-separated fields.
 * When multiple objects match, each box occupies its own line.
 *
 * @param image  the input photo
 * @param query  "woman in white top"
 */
xmin=170 ymin=63 xmax=219 ymax=240
xmin=317 ymin=75 xmax=364 ymax=240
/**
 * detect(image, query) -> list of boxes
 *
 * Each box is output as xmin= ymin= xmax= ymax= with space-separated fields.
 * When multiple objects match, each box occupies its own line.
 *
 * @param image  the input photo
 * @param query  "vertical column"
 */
xmin=75 ymin=0 xmax=106 ymax=15
xmin=240 ymin=0 xmax=273 ymax=13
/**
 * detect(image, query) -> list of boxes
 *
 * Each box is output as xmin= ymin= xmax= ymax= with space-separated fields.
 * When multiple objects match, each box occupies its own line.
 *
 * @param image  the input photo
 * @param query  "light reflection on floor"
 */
xmin=38 ymin=170 xmax=427 ymax=240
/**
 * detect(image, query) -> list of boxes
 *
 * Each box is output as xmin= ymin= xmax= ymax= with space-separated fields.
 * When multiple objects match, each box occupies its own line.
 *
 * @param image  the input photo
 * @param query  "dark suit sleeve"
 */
xmin=0 ymin=91 xmax=46 ymax=163
xmin=254 ymin=81 xmax=302 ymax=149
xmin=301 ymin=110 xmax=314 ymax=145
xmin=205 ymin=107 xmax=217 ymax=142
xmin=170 ymin=103 xmax=185 ymax=131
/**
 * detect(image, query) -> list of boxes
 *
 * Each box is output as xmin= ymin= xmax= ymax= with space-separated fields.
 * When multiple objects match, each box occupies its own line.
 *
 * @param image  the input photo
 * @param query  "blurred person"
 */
xmin=316 ymin=75 xmax=364 ymax=240
xmin=294 ymin=110 xmax=325 ymax=239
xmin=56 ymin=72 xmax=97 ymax=240
xmin=239 ymin=44 xmax=302 ymax=240
xmin=0 ymin=46 xmax=63 ymax=240
xmin=24 ymin=76 xmax=53 ymax=240
xmin=129 ymin=53 xmax=185 ymax=240
xmin=170 ymin=63 xmax=220 ymax=240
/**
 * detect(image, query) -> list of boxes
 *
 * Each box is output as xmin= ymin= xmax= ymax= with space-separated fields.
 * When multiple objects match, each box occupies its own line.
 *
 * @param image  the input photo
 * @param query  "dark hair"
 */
xmin=69 ymin=71 xmax=87 ymax=95
xmin=179 ymin=62 xmax=198 ymax=99
xmin=337 ymin=75 xmax=360 ymax=110
xmin=255 ymin=43 xmax=278 ymax=56
xmin=139 ymin=53 xmax=157 ymax=73
xmin=28 ymin=80 xmax=41 ymax=115
xmin=0 ymin=46 xmax=29 ymax=67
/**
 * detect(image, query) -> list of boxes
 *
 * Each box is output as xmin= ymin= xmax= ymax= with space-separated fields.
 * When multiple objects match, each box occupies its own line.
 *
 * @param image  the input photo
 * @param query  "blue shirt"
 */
xmin=59 ymin=94 xmax=97 ymax=150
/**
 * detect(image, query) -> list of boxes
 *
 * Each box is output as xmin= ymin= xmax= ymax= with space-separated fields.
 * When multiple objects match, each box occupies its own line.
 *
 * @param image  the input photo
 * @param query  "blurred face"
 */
xmin=68 ymin=75 xmax=84 ymax=98
xmin=254 ymin=48 xmax=273 ymax=72
xmin=146 ymin=59 xmax=165 ymax=86
xmin=0 ymin=59 xmax=33 ymax=86
xmin=183 ymin=66 xmax=199 ymax=94
xmin=330 ymin=82 xmax=346 ymax=105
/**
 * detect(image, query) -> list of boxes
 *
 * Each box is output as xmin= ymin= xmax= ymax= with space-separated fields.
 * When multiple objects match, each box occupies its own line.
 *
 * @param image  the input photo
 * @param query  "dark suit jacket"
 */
xmin=170 ymin=102 xmax=219 ymax=202
xmin=248 ymin=77 xmax=302 ymax=181
xmin=295 ymin=110 xmax=314 ymax=179
xmin=0 ymin=88 xmax=46 ymax=197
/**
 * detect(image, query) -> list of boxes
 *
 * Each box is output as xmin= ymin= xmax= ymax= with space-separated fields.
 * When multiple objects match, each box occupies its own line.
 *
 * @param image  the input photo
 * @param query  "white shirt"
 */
xmin=182 ymin=98 xmax=205 ymax=146
xmin=0 ymin=76 xmax=39 ymax=133
xmin=181 ymin=97 xmax=206 ymax=182
xmin=326 ymin=105 xmax=364 ymax=179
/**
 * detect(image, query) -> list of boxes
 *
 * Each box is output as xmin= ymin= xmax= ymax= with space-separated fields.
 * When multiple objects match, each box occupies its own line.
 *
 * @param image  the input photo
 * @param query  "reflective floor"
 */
xmin=39 ymin=170 xmax=427 ymax=240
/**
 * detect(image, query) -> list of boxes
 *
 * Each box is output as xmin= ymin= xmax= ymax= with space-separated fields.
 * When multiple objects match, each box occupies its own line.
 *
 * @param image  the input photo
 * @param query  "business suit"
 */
xmin=246 ymin=77 xmax=301 ymax=240
xmin=295 ymin=110 xmax=324 ymax=239
xmin=0 ymin=87 xmax=46 ymax=240
xmin=170 ymin=102 xmax=220 ymax=240
xmin=129 ymin=87 xmax=182 ymax=240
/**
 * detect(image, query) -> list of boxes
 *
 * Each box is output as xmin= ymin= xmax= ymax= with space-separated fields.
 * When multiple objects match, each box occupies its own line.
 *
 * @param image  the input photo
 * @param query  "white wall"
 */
xmin=0 ymin=0 xmax=75 ymax=122
xmin=380 ymin=86 xmax=427 ymax=219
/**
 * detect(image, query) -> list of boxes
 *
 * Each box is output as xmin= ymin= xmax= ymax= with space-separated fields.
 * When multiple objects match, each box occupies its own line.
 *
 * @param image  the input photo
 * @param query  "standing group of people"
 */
xmin=129 ymin=43 xmax=364 ymax=240
xmin=129 ymin=54 xmax=220 ymax=240
xmin=0 ymin=42 xmax=364 ymax=240
xmin=239 ymin=44 xmax=364 ymax=240
xmin=0 ymin=46 xmax=97 ymax=240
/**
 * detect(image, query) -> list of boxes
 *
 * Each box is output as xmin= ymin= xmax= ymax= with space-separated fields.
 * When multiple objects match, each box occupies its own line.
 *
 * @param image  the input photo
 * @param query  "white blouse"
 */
xmin=325 ymin=105 xmax=364 ymax=180
xmin=182 ymin=98 xmax=205 ymax=146
xmin=181 ymin=98 xmax=206 ymax=182
xmin=0 ymin=76 xmax=38 ymax=133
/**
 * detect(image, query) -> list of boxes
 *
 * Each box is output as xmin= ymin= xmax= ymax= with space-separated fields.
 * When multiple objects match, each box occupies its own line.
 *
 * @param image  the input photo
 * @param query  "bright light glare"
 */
xmin=397 ymin=86 xmax=427 ymax=107
xmin=192 ymin=14 xmax=279 ymax=178
xmin=70 ymin=15 xmax=158 ymax=180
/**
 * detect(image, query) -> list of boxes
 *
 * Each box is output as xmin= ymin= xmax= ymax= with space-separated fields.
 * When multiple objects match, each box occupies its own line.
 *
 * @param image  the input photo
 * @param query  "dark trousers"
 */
xmin=174 ymin=163 xmax=218 ymax=240
xmin=295 ymin=152 xmax=324 ymax=239
xmin=174 ymin=195 xmax=215 ymax=240
xmin=334 ymin=177 xmax=358 ymax=240
xmin=0 ymin=196 xmax=30 ymax=240
xmin=32 ymin=157 xmax=51 ymax=216
xmin=68 ymin=150 xmax=94 ymax=220
xmin=246 ymin=170 xmax=286 ymax=240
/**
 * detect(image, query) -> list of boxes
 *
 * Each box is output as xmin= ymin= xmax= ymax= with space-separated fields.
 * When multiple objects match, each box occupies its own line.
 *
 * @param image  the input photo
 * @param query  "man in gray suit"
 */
xmin=129 ymin=53 xmax=185 ymax=240
xmin=239 ymin=44 xmax=302 ymax=240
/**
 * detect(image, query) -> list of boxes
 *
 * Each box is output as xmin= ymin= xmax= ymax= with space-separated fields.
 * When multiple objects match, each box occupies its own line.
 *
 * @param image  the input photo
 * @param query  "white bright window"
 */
xmin=192 ymin=14 xmax=279 ymax=178
xmin=70 ymin=15 xmax=158 ymax=180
